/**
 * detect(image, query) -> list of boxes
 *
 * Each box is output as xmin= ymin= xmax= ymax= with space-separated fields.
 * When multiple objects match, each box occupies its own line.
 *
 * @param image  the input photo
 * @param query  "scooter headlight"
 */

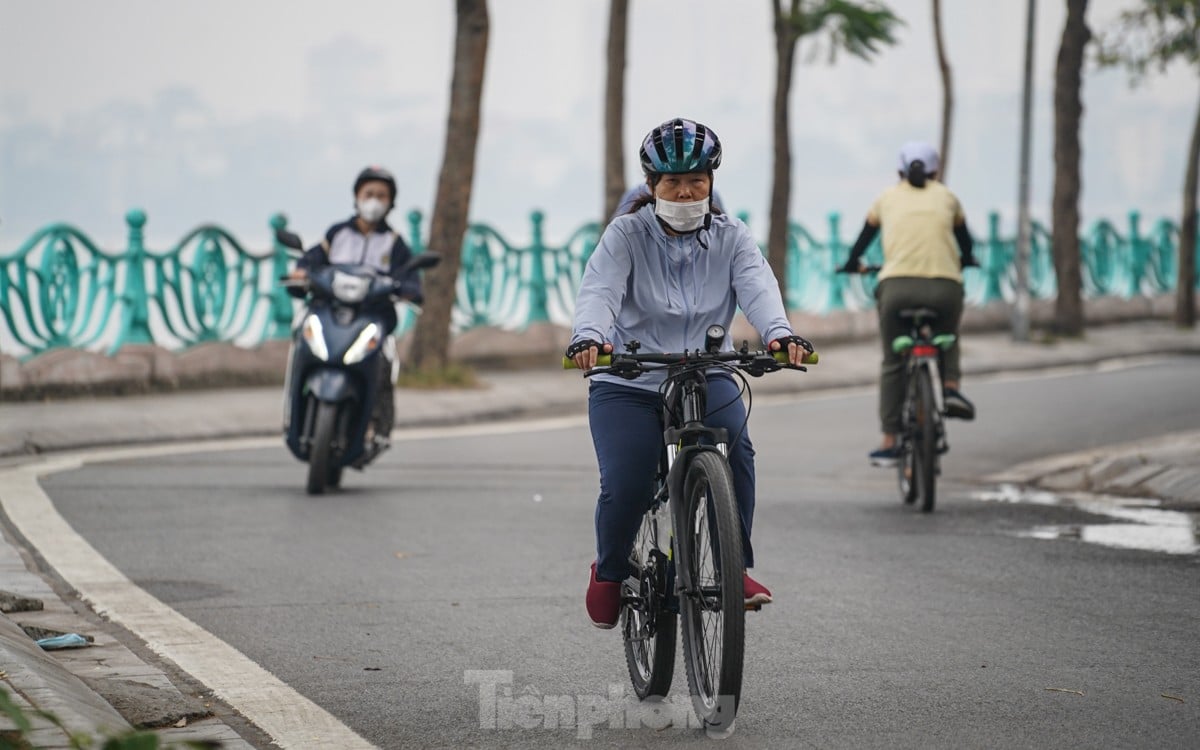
xmin=302 ymin=314 xmax=329 ymax=361
xmin=344 ymin=323 xmax=382 ymax=365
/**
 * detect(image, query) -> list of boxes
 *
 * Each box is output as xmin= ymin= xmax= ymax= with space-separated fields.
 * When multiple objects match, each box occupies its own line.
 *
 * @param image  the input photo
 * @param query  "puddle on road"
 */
xmin=973 ymin=484 xmax=1200 ymax=556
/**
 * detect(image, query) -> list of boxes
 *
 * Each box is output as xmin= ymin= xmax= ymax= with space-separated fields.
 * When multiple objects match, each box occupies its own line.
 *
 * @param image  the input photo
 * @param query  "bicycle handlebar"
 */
xmin=562 ymin=348 xmax=818 ymax=370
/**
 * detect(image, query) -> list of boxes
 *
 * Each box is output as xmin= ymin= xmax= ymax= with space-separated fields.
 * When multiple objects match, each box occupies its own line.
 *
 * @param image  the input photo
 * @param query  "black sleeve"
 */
xmin=844 ymin=221 xmax=880 ymax=267
xmin=297 ymin=245 xmax=328 ymax=271
xmin=954 ymin=222 xmax=977 ymax=267
xmin=389 ymin=236 xmax=423 ymax=303
xmin=296 ymin=224 xmax=339 ymax=271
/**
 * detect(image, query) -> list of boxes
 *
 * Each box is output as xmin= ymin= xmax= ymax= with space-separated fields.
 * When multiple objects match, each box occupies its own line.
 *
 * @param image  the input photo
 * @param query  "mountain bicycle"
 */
xmin=566 ymin=325 xmax=817 ymax=732
xmin=839 ymin=265 xmax=955 ymax=512
xmin=892 ymin=308 xmax=955 ymax=512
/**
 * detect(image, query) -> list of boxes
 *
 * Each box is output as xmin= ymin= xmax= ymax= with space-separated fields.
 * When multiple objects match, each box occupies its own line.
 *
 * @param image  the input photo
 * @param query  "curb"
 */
xmin=983 ymin=429 xmax=1200 ymax=511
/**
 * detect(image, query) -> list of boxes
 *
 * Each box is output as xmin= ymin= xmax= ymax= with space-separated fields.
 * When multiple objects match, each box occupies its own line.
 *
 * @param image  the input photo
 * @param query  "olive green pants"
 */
xmin=875 ymin=277 xmax=964 ymax=434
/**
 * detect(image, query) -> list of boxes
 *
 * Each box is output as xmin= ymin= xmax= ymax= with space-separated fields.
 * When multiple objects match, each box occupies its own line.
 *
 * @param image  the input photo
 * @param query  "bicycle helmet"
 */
xmin=639 ymin=118 xmax=723 ymax=175
xmin=353 ymin=166 xmax=398 ymax=206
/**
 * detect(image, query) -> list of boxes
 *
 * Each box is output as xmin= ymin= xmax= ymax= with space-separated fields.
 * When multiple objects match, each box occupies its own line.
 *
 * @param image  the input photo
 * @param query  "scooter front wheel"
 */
xmin=307 ymin=401 xmax=338 ymax=495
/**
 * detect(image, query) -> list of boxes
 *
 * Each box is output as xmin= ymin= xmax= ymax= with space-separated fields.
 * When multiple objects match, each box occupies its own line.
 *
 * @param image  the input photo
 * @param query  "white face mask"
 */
xmin=357 ymin=197 xmax=388 ymax=224
xmin=655 ymin=197 xmax=709 ymax=232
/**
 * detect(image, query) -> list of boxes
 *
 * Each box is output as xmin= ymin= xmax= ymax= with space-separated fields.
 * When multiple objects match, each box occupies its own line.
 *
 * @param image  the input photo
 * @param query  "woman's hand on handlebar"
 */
xmin=770 ymin=335 xmax=814 ymax=367
xmin=566 ymin=339 xmax=613 ymax=372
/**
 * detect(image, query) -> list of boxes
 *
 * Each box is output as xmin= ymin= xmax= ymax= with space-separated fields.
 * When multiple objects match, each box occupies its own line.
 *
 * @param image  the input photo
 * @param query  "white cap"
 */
xmin=897 ymin=141 xmax=940 ymax=176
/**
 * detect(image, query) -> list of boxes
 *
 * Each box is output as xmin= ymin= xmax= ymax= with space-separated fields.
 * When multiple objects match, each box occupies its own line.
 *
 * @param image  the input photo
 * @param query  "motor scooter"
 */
xmin=276 ymin=228 xmax=440 ymax=494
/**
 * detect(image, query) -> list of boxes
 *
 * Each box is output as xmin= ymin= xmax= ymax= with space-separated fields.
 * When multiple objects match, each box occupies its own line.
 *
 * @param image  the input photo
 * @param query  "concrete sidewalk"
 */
xmin=0 ymin=318 xmax=1197 ymax=748
xmin=4 ymin=319 xmax=1199 ymax=460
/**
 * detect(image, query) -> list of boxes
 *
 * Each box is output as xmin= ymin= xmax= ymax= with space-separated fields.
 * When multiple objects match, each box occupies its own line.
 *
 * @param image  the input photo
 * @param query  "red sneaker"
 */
xmin=744 ymin=572 xmax=773 ymax=607
xmin=586 ymin=562 xmax=621 ymax=629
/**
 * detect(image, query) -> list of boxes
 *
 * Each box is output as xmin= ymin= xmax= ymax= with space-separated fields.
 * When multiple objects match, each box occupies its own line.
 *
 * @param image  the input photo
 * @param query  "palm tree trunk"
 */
xmin=1051 ymin=0 xmax=1089 ymax=336
xmin=603 ymin=0 xmax=629 ymax=224
xmin=409 ymin=0 xmax=490 ymax=372
xmin=768 ymin=1 xmax=799 ymax=305
xmin=1177 ymin=75 xmax=1200 ymax=328
xmin=931 ymin=0 xmax=953 ymax=181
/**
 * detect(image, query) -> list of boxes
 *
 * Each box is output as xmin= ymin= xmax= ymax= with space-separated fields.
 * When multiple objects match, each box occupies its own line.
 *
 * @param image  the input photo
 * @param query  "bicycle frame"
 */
xmin=569 ymin=332 xmax=813 ymax=726
xmin=628 ymin=369 xmax=733 ymax=612
xmin=902 ymin=336 xmax=946 ymax=414
xmin=576 ymin=341 xmax=805 ymax=602
xmin=894 ymin=316 xmax=956 ymax=418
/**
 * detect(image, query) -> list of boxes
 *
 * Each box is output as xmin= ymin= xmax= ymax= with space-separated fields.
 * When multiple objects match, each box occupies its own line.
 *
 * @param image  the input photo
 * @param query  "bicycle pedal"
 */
xmin=745 ymin=603 xmax=762 ymax=612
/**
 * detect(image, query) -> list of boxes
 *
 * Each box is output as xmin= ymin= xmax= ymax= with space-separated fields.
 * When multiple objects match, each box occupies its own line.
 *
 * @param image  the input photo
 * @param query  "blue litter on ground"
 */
xmin=36 ymin=633 xmax=91 ymax=650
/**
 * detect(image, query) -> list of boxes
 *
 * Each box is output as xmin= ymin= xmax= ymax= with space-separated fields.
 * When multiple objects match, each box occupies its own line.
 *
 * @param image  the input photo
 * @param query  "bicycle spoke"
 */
xmin=623 ymin=500 xmax=676 ymax=699
xmin=631 ymin=522 xmax=654 ymax=681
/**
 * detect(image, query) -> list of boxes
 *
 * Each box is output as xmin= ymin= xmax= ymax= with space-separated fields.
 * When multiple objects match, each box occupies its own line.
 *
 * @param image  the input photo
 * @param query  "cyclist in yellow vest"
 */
xmin=840 ymin=142 xmax=977 ymax=467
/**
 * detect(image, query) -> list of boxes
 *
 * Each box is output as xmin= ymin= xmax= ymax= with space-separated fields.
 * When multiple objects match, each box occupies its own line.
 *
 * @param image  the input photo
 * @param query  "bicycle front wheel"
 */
xmin=914 ymin=365 xmax=938 ymax=512
xmin=678 ymin=451 xmax=744 ymax=732
xmin=622 ymin=504 xmax=676 ymax=700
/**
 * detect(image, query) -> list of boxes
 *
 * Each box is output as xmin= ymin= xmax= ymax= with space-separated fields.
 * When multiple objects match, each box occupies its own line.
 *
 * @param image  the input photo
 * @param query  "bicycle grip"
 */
xmin=774 ymin=350 xmax=819 ymax=365
xmin=562 ymin=354 xmax=613 ymax=369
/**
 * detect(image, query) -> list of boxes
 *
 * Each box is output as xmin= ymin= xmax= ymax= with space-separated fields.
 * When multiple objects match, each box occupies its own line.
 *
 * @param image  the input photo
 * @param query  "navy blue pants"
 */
xmin=588 ymin=376 xmax=757 ymax=582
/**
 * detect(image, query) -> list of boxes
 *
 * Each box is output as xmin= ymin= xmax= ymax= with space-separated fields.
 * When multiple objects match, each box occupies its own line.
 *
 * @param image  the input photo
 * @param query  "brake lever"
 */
xmin=741 ymin=353 xmax=781 ymax=378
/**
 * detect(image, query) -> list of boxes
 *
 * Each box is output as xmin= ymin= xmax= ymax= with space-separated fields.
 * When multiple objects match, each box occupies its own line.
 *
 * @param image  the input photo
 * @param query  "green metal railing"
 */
xmin=0 ymin=208 xmax=1195 ymax=359
xmin=0 ymin=210 xmax=296 ymax=358
xmin=788 ymin=210 xmax=1191 ymax=313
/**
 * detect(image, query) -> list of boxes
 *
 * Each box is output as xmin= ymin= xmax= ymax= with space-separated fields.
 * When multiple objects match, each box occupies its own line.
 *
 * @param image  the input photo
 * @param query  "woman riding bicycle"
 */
xmin=839 ymin=141 xmax=978 ymax=467
xmin=567 ymin=117 xmax=813 ymax=629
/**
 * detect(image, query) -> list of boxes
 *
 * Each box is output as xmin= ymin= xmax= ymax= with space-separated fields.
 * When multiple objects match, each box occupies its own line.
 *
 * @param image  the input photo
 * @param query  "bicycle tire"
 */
xmin=306 ymin=401 xmax=337 ymax=495
xmin=622 ymin=507 xmax=676 ymax=700
xmin=897 ymin=378 xmax=918 ymax=505
xmin=679 ymin=451 xmax=744 ymax=732
xmin=914 ymin=366 xmax=937 ymax=512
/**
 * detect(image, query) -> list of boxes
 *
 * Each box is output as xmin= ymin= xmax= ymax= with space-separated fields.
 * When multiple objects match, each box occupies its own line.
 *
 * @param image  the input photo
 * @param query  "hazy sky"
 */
xmin=0 ymin=0 xmax=1192 ymax=253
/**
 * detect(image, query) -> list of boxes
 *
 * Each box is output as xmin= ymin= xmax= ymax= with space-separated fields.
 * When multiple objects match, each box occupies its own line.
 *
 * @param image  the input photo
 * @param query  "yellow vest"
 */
xmin=867 ymin=180 xmax=965 ymax=283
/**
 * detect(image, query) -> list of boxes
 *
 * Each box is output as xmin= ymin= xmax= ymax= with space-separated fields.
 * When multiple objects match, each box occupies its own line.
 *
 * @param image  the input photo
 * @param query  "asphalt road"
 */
xmin=42 ymin=359 xmax=1200 ymax=749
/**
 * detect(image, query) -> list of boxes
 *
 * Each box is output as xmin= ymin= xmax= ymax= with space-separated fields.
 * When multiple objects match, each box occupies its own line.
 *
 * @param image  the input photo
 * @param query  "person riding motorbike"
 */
xmin=287 ymin=166 xmax=423 ymax=446
xmin=839 ymin=141 xmax=977 ymax=467
xmin=568 ymin=117 xmax=814 ymax=629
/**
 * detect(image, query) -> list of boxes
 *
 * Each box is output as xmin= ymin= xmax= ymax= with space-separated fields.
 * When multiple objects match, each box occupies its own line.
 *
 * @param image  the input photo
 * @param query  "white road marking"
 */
xmin=0 ymin=418 xmax=592 ymax=749
xmin=0 ymin=454 xmax=376 ymax=750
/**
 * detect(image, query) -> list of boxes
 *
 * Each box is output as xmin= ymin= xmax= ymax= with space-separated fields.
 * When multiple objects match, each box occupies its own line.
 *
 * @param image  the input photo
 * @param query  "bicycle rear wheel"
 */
xmin=897 ymin=383 xmax=918 ymax=505
xmin=622 ymin=503 xmax=676 ymax=700
xmin=914 ymin=366 xmax=937 ymax=512
xmin=678 ymin=451 xmax=744 ymax=732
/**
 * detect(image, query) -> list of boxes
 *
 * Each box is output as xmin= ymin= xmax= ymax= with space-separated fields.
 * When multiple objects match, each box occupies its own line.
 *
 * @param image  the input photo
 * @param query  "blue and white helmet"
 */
xmin=639 ymin=118 xmax=723 ymax=175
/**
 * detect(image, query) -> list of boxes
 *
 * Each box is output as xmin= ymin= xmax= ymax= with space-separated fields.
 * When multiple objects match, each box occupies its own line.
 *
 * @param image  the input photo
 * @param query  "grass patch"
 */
xmin=395 ymin=363 xmax=482 ymax=390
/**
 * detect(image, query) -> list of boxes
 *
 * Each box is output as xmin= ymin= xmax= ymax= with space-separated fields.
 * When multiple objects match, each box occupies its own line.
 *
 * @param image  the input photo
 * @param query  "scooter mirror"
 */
xmin=275 ymin=229 xmax=304 ymax=251
xmin=404 ymin=252 xmax=442 ymax=273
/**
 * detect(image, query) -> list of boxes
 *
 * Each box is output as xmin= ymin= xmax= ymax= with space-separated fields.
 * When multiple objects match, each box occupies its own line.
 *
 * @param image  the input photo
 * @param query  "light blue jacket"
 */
xmin=571 ymin=205 xmax=793 ymax=391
